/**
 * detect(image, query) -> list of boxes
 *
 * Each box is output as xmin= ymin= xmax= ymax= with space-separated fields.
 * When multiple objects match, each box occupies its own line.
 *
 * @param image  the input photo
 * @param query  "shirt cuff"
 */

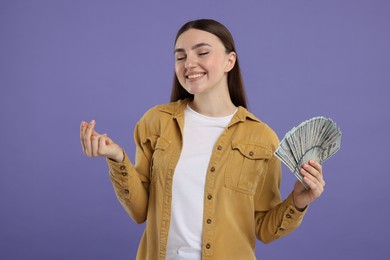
xmin=276 ymin=192 xmax=308 ymax=235
xmin=106 ymin=151 xmax=133 ymax=181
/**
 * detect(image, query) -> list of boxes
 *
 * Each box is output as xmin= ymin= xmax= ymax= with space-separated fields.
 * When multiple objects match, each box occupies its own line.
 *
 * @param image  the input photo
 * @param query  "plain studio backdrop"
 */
xmin=0 ymin=0 xmax=389 ymax=259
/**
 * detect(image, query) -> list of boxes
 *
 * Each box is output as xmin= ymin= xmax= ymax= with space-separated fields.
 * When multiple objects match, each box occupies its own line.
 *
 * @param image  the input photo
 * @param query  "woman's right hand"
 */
xmin=80 ymin=120 xmax=124 ymax=162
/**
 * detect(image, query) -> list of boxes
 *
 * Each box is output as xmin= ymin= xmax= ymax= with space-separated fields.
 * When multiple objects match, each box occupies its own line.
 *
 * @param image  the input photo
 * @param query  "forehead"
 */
xmin=175 ymin=29 xmax=224 ymax=49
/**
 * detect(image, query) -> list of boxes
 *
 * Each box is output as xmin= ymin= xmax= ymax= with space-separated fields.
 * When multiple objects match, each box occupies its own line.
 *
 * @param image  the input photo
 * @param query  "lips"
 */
xmin=186 ymin=73 xmax=206 ymax=79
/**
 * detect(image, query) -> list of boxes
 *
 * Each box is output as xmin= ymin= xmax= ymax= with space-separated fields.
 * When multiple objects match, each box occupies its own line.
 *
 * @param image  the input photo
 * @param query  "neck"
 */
xmin=190 ymin=95 xmax=237 ymax=117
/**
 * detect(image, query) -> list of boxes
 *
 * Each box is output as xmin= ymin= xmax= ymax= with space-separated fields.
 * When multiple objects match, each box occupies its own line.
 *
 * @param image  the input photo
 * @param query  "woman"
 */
xmin=80 ymin=19 xmax=325 ymax=260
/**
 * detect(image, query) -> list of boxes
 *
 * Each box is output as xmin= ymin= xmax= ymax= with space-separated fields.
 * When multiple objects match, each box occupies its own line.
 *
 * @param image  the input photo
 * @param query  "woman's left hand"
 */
xmin=293 ymin=160 xmax=325 ymax=210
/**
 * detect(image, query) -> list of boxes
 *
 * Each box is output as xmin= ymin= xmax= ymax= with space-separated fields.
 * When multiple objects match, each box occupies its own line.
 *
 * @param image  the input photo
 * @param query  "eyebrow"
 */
xmin=174 ymin=43 xmax=212 ymax=53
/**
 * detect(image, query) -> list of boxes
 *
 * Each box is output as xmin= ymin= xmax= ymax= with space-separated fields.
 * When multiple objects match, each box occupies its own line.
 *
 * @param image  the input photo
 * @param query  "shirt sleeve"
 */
xmin=105 ymin=119 xmax=152 ymax=224
xmin=254 ymin=145 xmax=308 ymax=244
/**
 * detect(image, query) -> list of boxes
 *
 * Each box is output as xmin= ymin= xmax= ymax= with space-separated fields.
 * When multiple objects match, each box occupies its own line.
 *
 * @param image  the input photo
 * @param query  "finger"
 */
xmin=305 ymin=162 xmax=325 ymax=187
xmin=303 ymin=163 xmax=322 ymax=179
xmin=83 ymin=120 xmax=96 ymax=156
xmin=300 ymin=165 xmax=320 ymax=187
xmin=300 ymin=168 xmax=316 ymax=187
xmin=104 ymin=134 xmax=114 ymax=145
xmin=80 ymin=121 xmax=86 ymax=140
xmin=308 ymin=160 xmax=323 ymax=175
xmin=301 ymin=167 xmax=325 ymax=192
xmin=80 ymin=121 xmax=87 ymax=154
xmin=98 ymin=134 xmax=108 ymax=156
xmin=91 ymin=132 xmax=100 ymax=157
xmin=304 ymin=175 xmax=325 ymax=195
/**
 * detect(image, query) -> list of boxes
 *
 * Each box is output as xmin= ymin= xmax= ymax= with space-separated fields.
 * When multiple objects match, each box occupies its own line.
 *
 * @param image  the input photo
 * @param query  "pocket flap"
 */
xmin=143 ymin=135 xmax=171 ymax=150
xmin=231 ymin=142 xmax=272 ymax=159
xmin=154 ymin=136 xmax=171 ymax=150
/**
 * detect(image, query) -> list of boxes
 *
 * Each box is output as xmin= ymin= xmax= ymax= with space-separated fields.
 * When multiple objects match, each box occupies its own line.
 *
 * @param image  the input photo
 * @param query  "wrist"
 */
xmin=294 ymin=203 xmax=307 ymax=212
xmin=109 ymin=149 xmax=125 ymax=163
xmin=293 ymin=194 xmax=308 ymax=212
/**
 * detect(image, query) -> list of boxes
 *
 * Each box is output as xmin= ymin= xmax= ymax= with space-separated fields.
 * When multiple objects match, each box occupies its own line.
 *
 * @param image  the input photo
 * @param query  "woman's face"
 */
xmin=174 ymin=29 xmax=236 ymax=97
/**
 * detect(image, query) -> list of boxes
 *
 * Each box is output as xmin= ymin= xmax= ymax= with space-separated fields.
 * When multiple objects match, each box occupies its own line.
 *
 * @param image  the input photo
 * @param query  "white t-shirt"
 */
xmin=166 ymin=105 xmax=236 ymax=260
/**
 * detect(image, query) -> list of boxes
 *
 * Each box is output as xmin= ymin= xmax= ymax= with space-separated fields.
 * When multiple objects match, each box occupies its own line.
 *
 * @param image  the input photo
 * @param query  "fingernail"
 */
xmin=90 ymin=120 xmax=95 ymax=124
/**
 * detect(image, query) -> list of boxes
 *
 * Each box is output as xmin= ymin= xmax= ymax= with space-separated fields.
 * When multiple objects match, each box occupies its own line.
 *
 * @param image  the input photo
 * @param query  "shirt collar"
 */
xmin=228 ymin=106 xmax=260 ymax=127
xmin=158 ymin=98 xmax=261 ymax=126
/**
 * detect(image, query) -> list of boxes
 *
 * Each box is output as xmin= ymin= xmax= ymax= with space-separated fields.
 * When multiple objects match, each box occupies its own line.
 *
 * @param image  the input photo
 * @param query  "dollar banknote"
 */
xmin=274 ymin=117 xmax=342 ymax=189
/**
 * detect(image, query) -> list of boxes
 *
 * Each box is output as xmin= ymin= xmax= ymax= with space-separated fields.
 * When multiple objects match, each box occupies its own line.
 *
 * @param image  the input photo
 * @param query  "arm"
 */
xmin=254 ymin=155 xmax=307 ymax=244
xmin=254 ymin=156 xmax=325 ymax=243
xmin=80 ymin=120 xmax=150 ymax=224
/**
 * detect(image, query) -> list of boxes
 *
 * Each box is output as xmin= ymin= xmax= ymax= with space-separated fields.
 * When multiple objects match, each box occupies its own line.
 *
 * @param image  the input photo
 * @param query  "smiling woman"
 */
xmin=170 ymin=19 xmax=247 ymax=112
xmin=173 ymin=29 xmax=237 ymax=116
xmin=80 ymin=19 xmax=325 ymax=260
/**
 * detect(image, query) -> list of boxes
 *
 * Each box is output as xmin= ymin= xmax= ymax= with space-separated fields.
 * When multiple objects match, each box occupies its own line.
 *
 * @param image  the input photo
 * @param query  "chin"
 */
xmin=185 ymin=86 xmax=205 ymax=95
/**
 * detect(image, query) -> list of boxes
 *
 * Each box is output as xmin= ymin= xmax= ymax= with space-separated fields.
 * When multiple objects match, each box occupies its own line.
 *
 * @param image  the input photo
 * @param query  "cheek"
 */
xmin=175 ymin=65 xmax=186 ymax=84
xmin=206 ymin=56 xmax=225 ymax=70
xmin=175 ymin=63 xmax=182 ymax=76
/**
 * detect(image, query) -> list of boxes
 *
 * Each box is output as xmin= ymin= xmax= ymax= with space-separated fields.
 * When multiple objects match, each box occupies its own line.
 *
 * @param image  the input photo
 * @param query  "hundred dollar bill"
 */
xmin=275 ymin=117 xmax=342 ymax=190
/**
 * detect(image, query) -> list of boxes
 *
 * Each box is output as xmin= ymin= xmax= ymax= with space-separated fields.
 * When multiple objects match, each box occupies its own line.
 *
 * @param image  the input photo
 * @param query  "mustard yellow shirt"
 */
xmin=106 ymin=99 xmax=307 ymax=260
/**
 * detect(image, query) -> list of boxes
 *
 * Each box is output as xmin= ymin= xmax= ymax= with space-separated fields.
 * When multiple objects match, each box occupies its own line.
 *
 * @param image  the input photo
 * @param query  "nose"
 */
xmin=184 ymin=54 xmax=197 ymax=69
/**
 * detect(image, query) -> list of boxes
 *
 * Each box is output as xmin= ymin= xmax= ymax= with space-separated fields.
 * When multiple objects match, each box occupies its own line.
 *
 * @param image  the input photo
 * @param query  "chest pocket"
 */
xmin=224 ymin=142 xmax=272 ymax=195
xmin=147 ymin=135 xmax=171 ymax=184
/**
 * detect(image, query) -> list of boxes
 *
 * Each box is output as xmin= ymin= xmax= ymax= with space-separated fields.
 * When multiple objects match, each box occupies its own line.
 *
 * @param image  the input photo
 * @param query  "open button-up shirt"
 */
xmin=107 ymin=99 xmax=306 ymax=260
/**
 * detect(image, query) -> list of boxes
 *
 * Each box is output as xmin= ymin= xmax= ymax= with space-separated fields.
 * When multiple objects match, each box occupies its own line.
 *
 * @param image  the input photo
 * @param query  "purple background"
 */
xmin=1 ymin=0 xmax=389 ymax=259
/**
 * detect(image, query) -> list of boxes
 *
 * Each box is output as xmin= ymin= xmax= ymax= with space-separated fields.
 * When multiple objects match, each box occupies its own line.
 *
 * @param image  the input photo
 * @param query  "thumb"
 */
xmin=92 ymin=128 xmax=101 ymax=136
xmin=99 ymin=134 xmax=123 ymax=161
xmin=102 ymin=134 xmax=114 ymax=145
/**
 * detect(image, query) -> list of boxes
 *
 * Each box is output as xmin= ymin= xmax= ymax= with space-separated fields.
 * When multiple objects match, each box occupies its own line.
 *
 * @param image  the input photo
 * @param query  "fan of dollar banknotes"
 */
xmin=274 ymin=116 xmax=342 ymax=190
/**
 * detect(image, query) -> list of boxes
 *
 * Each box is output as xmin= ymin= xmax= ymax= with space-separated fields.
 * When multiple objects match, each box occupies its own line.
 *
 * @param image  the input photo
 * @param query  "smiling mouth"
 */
xmin=186 ymin=73 xmax=206 ymax=79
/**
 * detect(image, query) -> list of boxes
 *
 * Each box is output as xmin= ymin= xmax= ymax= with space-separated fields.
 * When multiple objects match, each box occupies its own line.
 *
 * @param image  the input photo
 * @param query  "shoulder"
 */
xmin=140 ymin=99 xmax=187 ymax=120
xmin=135 ymin=99 xmax=188 ymax=132
xmin=234 ymin=107 xmax=280 ymax=151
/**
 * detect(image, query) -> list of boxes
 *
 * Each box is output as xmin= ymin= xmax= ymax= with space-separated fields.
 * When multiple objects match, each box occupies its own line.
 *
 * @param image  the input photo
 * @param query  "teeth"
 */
xmin=187 ymin=73 xmax=204 ymax=79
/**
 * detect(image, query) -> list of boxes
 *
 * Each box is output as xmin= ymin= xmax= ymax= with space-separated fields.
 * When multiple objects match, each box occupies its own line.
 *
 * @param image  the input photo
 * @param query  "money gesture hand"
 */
xmin=80 ymin=120 xmax=124 ymax=162
xmin=293 ymin=160 xmax=325 ymax=210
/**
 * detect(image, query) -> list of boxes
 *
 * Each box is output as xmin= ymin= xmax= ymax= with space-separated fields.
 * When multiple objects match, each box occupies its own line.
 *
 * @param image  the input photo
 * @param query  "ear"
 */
xmin=224 ymin=52 xmax=237 ymax=73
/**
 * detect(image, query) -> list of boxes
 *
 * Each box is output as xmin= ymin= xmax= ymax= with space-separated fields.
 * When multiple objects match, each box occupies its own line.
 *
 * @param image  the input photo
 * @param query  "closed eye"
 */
xmin=176 ymin=56 xmax=186 ymax=61
xmin=199 ymin=52 xmax=209 ymax=56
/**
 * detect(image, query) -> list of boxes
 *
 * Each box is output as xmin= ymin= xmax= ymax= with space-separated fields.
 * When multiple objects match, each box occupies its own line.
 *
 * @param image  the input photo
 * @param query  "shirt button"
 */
xmin=207 ymin=219 xmax=212 ymax=224
xmin=207 ymin=194 xmax=213 ymax=200
xmin=121 ymin=172 xmax=127 ymax=176
xmin=124 ymin=189 xmax=129 ymax=194
xmin=210 ymin=167 xmax=215 ymax=172
xmin=286 ymin=214 xmax=291 ymax=219
xmin=289 ymin=209 xmax=295 ymax=214
xmin=120 ymin=166 xmax=126 ymax=170
xmin=206 ymin=243 xmax=211 ymax=249
xmin=279 ymin=227 xmax=285 ymax=231
xmin=249 ymin=151 xmax=254 ymax=156
xmin=217 ymin=145 xmax=222 ymax=151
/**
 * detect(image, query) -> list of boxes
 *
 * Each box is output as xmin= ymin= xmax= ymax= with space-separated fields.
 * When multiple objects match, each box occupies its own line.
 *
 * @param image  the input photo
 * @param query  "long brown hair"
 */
xmin=170 ymin=19 xmax=248 ymax=108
